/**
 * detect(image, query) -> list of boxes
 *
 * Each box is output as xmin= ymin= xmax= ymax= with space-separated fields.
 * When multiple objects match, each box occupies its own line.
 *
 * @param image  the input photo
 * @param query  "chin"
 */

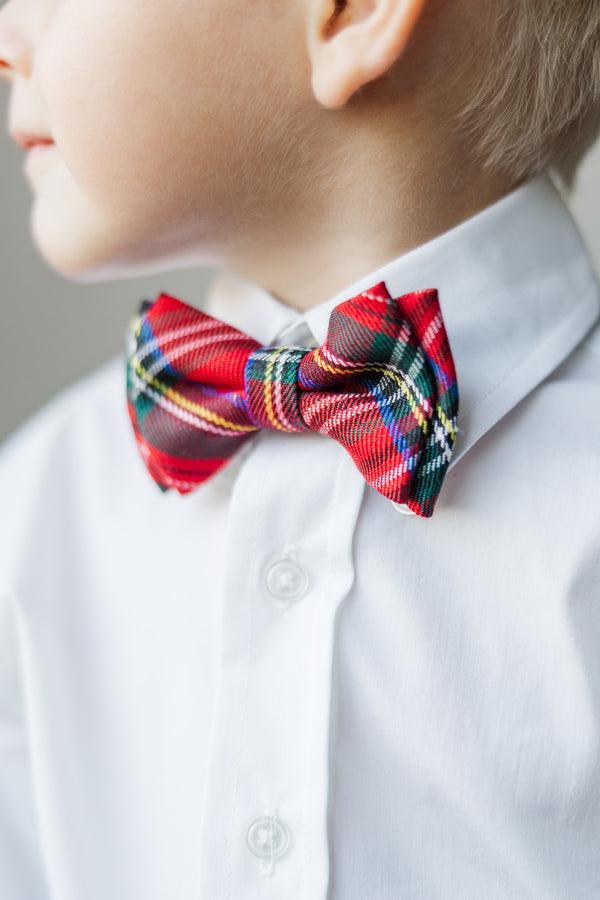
xmin=32 ymin=230 xmax=117 ymax=284
xmin=31 ymin=197 xmax=115 ymax=281
xmin=30 ymin=205 xmax=208 ymax=284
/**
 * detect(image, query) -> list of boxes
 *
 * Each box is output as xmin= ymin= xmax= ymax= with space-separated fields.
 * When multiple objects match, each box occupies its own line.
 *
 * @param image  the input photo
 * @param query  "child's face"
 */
xmin=1 ymin=0 xmax=314 ymax=279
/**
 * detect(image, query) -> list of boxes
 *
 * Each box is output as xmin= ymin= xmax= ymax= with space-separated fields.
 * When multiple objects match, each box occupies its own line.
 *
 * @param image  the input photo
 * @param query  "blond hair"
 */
xmin=456 ymin=0 xmax=600 ymax=191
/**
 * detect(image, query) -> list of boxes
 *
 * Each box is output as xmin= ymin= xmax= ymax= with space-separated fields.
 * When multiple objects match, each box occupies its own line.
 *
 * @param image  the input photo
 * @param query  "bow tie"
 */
xmin=126 ymin=282 xmax=459 ymax=517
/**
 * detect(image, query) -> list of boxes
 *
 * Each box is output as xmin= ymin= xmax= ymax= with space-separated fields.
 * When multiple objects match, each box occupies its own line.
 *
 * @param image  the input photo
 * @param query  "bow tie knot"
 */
xmin=127 ymin=282 xmax=459 ymax=517
xmin=244 ymin=347 xmax=309 ymax=432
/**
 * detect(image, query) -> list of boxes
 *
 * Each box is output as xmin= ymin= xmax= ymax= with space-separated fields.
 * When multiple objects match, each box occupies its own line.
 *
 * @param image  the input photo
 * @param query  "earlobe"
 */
xmin=308 ymin=0 xmax=428 ymax=109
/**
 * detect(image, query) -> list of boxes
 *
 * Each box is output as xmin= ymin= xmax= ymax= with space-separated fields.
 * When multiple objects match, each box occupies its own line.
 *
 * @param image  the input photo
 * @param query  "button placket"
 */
xmin=196 ymin=435 xmax=366 ymax=900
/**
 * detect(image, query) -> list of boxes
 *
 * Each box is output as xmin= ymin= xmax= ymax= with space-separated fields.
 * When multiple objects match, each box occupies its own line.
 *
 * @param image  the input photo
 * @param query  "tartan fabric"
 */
xmin=126 ymin=282 xmax=459 ymax=517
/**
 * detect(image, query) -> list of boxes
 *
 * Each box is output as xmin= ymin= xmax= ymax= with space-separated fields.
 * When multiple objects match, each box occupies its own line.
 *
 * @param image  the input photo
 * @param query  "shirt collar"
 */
xmin=207 ymin=174 xmax=600 ymax=466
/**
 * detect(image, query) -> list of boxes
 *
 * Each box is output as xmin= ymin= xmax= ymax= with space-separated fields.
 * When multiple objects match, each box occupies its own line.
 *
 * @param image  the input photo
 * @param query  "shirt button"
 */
xmin=265 ymin=558 xmax=308 ymax=606
xmin=246 ymin=814 xmax=291 ymax=861
xmin=392 ymin=502 xmax=417 ymax=516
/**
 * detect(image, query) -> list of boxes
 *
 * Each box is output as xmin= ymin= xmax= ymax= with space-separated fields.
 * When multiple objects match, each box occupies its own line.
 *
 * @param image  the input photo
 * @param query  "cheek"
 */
xmin=28 ymin=0 xmax=315 ymax=277
xmin=35 ymin=8 xmax=239 ymax=223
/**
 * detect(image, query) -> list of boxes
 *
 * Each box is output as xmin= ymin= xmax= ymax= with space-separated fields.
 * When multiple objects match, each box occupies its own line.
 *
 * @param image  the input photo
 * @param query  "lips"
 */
xmin=10 ymin=129 xmax=55 ymax=151
xmin=9 ymin=129 xmax=57 ymax=182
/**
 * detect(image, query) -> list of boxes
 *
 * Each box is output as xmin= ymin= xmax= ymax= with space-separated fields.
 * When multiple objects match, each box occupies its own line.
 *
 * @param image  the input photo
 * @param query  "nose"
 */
xmin=0 ymin=1 xmax=34 ymax=82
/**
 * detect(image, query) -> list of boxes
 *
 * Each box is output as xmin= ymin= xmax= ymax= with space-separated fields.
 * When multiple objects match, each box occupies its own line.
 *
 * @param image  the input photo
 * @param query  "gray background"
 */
xmin=1 ymin=109 xmax=599 ymax=444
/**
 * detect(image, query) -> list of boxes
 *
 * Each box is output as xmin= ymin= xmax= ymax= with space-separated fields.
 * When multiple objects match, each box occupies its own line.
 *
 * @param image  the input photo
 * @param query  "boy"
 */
xmin=0 ymin=0 xmax=599 ymax=897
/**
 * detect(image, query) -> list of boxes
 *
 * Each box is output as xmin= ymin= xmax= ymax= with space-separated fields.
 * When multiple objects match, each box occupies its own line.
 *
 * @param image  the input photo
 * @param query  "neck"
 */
xmin=226 ymin=116 xmax=516 ymax=312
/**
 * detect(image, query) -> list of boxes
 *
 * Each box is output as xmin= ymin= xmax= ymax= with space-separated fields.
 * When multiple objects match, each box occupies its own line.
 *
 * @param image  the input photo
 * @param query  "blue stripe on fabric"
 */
xmin=370 ymin=381 xmax=419 ymax=472
xmin=139 ymin=318 xmax=178 ymax=379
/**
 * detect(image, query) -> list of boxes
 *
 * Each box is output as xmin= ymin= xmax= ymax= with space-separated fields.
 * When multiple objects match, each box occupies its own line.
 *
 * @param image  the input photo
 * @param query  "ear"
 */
xmin=307 ymin=0 xmax=428 ymax=108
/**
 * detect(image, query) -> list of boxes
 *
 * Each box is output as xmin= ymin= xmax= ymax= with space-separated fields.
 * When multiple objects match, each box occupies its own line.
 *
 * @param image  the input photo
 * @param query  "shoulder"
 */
xmin=3 ymin=354 xmax=122 ymax=440
xmin=0 ymin=357 xmax=130 ymax=485
xmin=0 ymin=359 xmax=147 ymax=586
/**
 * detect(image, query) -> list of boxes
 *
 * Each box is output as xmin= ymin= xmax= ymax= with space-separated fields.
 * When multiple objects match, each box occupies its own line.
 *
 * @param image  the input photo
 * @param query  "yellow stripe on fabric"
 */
xmin=314 ymin=357 xmax=369 ymax=377
xmin=352 ymin=363 xmax=429 ymax=434
xmin=314 ymin=355 xmax=429 ymax=432
xmin=133 ymin=359 xmax=256 ymax=434
xmin=262 ymin=349 xmax=289 ymax=431
xmin=436 ymin=405 xmax=457 ymax=442
xmin=387 ymin=371 xmax=428 ymax=433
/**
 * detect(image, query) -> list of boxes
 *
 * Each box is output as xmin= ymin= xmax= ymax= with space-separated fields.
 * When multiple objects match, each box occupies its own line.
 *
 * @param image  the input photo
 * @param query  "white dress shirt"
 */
xmin=1 ymin=174 xmax=600 ymax=900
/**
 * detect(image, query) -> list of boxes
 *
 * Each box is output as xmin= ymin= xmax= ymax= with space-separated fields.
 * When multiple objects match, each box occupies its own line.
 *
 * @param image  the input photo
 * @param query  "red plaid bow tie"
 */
xmin=126 ymin=282 xmax=459 ymax=517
